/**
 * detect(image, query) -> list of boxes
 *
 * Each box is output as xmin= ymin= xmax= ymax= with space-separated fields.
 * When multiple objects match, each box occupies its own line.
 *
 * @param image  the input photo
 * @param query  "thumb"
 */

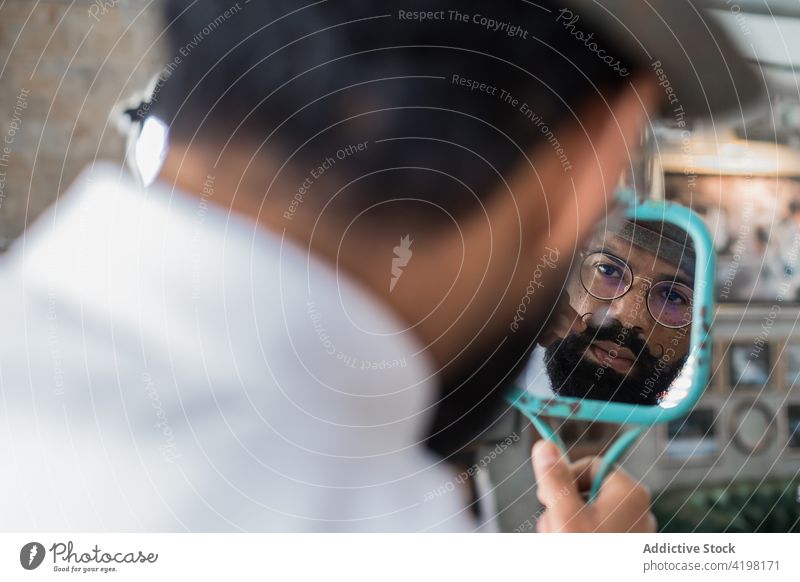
xmin=532 ymin=440 xmax=584 ymax=522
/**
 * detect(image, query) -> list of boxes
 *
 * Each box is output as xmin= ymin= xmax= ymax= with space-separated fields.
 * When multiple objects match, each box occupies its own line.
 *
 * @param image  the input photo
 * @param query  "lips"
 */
xmin=587 ymin=340 xmax=636 ymax=374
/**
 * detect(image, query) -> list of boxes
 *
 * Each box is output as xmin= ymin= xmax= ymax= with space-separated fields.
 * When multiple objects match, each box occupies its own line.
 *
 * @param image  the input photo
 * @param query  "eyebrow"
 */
xmin=671 ymin=271 xmax=694 ymax=288
xmin=589 ymin=245 xmax=694 ymax=289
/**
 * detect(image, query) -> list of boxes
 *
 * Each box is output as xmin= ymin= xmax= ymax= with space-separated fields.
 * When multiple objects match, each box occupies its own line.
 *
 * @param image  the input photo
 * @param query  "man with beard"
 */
xmin=0 ymin=0 xmax=756 ymax=534
xmin=526 ymin=219 xmax=695 ymax=406
xmin=469 ymin=218 xmax=694 ymax=533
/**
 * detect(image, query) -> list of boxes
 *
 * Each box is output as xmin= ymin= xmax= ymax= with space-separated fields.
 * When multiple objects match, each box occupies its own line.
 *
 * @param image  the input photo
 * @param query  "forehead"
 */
xmin=585 ymin=230 xmax=692 ymax=284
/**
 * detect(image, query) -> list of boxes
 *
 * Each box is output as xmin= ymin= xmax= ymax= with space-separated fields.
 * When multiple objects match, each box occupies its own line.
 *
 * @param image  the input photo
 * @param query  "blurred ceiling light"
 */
xmin=713 ymin=2 xmax=800 ymax=72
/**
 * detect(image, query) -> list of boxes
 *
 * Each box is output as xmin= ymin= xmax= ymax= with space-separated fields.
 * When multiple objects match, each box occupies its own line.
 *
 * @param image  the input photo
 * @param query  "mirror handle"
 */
xmin=511 ymin=395 xmax=649 ymax=506
xmin=587 ymin=425 xmax=647 ymax=504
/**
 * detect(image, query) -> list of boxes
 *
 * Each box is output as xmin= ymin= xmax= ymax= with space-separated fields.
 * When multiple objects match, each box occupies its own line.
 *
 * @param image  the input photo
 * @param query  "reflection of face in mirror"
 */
xmin=526 ymin=219 xmax=695 ymax=405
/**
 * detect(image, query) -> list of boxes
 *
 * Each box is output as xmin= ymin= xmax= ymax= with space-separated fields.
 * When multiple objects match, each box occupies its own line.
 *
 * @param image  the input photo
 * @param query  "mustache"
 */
xmin=546 ymin=321 xmax=687 ymax=404
xmin=570 ymin=322 xmax=658 ymax=369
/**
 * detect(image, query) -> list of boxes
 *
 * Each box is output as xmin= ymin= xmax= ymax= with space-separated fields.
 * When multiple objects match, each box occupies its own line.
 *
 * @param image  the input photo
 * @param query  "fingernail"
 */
xmin=534 ymin=440 xmax=559 ymax=468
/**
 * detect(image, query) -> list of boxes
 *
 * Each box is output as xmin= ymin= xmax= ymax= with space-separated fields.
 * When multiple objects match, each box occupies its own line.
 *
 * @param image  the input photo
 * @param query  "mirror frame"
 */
xmin=507 ymin=198 xmax=715 ymax=425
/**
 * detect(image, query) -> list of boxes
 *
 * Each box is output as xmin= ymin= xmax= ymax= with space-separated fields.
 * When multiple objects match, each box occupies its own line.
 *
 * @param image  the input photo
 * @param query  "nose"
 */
xmin=604 ymin=279 xmax=652 ymax=332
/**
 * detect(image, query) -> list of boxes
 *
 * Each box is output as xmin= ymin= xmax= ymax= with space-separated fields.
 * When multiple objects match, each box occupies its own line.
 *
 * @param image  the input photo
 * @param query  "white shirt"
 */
xmin=0 ymin=163 xmax=475 ymax=532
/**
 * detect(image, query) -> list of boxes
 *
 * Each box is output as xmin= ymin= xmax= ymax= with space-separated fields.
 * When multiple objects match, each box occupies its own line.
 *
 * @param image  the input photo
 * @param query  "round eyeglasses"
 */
xmin=579 ymin=251 xmax=693 ymax=329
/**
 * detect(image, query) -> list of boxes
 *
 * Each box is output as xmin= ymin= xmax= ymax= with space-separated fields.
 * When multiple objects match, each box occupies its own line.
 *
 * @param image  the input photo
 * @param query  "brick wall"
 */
xmin=0 ymin=0 xmax=164 ymax=247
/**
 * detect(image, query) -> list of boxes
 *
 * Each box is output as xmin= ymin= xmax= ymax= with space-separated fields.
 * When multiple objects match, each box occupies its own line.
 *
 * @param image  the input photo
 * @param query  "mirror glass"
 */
xmin=522 ymin=215 xmax=698 ymax=408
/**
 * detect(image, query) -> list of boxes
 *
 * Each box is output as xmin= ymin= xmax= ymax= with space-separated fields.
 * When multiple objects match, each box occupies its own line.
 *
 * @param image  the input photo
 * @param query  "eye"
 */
xmin=661 ymin=285 xmax=691 ymax=306
xmin=595 ymin=262 xmax=624 ymax=280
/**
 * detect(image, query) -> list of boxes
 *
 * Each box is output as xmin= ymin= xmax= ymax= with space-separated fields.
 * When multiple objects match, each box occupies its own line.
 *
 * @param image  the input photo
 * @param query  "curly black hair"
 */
xmin=154 ymin=1 xmax=634 ymax=225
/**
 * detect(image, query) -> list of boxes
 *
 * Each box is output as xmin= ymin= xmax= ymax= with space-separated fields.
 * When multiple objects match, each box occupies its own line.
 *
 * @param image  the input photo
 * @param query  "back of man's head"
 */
xmin=155 ymin=0 xmax=630 ymax=225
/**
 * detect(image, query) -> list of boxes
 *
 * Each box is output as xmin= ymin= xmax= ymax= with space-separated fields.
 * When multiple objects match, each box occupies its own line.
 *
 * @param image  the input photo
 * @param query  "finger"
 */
xmin=573 ymin=459 xmax=656 ymax=532
xmin=641 ymin=511 xmax=658 ymax=533
xmin=617 ymin=509 xmax=657 ymax=533
xmin=591 ymin=467 xmax=653 ymax=527
xmin=531 ymin=440 xmax=585 ymax=522
xmin=535 ymin=510 xmax=551 ymax=533
xmin=569 ymin=456 xmax=602 ymax=495
xmin=594 ymin=466 xmax=651 ymax=506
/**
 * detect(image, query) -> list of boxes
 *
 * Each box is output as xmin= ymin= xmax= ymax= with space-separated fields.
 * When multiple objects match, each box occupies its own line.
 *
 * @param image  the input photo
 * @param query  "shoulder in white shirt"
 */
xmin=0 ymin=163 xmax=475 ymax=532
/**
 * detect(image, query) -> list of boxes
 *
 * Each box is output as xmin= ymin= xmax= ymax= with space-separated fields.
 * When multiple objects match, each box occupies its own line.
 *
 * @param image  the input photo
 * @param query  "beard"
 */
xmin=425 ymin=284 xmax=566 ymax=459
xmin=544 ymin=322 xmax=687 ymax=405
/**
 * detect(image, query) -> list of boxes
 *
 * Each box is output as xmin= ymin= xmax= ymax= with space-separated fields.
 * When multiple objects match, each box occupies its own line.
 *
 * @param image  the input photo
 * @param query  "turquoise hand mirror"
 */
xmin=506 ymin=195 xmax=715 ymax=502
